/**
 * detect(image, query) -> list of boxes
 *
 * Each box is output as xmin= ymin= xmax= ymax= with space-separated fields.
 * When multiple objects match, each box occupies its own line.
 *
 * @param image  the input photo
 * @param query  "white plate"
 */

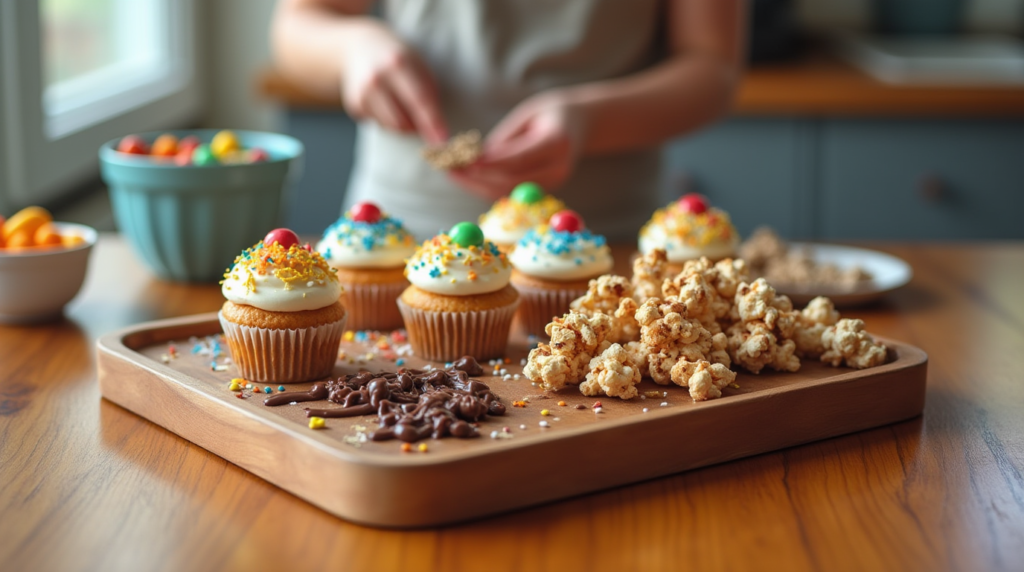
xmin=772 ymin=243 xmax=913 ymax=308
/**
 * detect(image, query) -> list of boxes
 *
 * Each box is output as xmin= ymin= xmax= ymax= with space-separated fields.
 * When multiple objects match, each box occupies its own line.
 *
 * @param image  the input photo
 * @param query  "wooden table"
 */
xmin=3 ymin=237 xmax=1024 ymax=572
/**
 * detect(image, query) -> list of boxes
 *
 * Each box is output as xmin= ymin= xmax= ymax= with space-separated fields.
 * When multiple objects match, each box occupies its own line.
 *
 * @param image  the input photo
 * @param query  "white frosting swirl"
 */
xmin=222 ymin=269 xmax=342 ymax=312
xmin=221 ymin=242 xmax=342 ymax=312
xmin=479 ymin=217 xmax=529 ymax=246
xmin=405 ymin=236 xmax=512 ymax=296
xmin=639 ymin=225 xmax=739 ymax=263
xmin=510 ymin=229 xmax=613 ymax=281
xmin=316 ymin=215 xmax=416 ymax=268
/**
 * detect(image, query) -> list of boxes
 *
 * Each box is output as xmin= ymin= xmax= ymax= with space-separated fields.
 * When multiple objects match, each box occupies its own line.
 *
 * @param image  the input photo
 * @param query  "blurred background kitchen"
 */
xmin=2 ymin=0 xmax=1023 ymax=241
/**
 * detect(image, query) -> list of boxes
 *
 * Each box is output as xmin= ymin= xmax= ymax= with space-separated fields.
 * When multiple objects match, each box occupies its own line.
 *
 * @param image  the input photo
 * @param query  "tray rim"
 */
xmin=98 ymin=312 xmax=929 ymax=469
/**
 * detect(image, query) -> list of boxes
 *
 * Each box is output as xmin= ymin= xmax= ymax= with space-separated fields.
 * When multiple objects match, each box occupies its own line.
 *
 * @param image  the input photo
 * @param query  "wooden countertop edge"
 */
xmin=258 ymin=57 xmax=1024 ymax=117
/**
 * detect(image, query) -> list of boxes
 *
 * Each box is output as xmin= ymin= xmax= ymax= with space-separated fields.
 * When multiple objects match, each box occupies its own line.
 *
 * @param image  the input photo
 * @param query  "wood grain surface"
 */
xmin=2 ymin=237 xmax=1024 ymax=571
xmin=259 ymin=54 xmax=1024 ymax=117
xmin=96 ymin=315 xmax=926 ymax=527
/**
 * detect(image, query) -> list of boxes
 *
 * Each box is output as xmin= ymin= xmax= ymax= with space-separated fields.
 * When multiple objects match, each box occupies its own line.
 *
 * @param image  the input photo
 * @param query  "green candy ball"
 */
xmin=510 ymin=182 xmax=544 ymax=205
xmin=192 ymin=143 xmax=218 ymax=166
xmin=449 ymin=221 xmax=484 ymax=248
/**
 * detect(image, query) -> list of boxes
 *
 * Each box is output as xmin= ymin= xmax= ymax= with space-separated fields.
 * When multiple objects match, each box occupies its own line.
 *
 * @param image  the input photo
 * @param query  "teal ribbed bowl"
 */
xmin=99 ymin=129 xmax=304 ymax=283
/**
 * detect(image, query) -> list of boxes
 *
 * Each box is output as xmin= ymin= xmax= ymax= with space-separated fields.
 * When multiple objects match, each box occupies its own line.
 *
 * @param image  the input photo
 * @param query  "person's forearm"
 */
xmin=271 ymin=0 xmax=375 ymax=100
xmin=564 ymin=53 xmax=742 ymax=156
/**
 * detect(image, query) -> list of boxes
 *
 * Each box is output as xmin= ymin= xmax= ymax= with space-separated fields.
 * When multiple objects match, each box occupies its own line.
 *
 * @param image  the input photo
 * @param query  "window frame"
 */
xmin=0 ymin=0 xmax=204 ymax=211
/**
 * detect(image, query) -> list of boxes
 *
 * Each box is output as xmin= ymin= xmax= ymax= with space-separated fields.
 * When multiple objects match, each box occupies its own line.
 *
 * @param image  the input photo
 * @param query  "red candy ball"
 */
xmin=678 ymin=193 xmax=709 ymax=214
xmin=248 ymin=148 xmax=269 ymax=163
xmin=350 ymin=202 xmax=382 ymax=223
xmin=263 ymin=228 xmax=300 ymax=249
xmin=117 ymin=135 xmax=149 ymax=155
xmin=550 ymin=210 xmax=584 ymax=233
xmin=178 ymin=135 xmax=201 ymax=154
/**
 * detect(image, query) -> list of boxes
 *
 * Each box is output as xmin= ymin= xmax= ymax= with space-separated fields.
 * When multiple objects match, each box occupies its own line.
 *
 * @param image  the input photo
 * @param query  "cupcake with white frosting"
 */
xmin=509 ymin=210 xmax=614 ymax=335
xmin=397 ymin=222 xmax=519 ymax=362
xmin=316 ymin=202 xmax=416 ymax=331
xmin=638 ymin=193 xmax=739 ymax=271
xmin=219 ymin=228 xmax=347 ymax=383
xmin=478 ymin=182 xmax=565 ymax=251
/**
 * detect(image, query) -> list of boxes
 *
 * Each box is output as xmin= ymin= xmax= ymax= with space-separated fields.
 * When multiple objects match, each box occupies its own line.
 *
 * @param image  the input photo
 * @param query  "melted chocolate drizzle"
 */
xmin=263 ymin=356 xmax=504 ymax=442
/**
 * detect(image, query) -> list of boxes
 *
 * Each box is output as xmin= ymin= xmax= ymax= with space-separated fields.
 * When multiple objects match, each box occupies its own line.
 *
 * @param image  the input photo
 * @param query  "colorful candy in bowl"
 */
xmin=99 ymin=129 xmax=304 ymax=282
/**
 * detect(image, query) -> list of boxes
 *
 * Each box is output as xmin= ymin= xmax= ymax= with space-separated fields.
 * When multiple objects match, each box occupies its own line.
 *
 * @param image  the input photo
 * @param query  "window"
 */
xmin=0 ymin=0 xmax=202 ymax=209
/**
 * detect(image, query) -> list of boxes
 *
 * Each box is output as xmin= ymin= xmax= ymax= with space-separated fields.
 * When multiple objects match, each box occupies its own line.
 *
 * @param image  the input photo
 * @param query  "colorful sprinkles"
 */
xmin=404 ymin=232 xmax=509 ymax=283
xmin=222 ymin=241 xmax=337 ymax=294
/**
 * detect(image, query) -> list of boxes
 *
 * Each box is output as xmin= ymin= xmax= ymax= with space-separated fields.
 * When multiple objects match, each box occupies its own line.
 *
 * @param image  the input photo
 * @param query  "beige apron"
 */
xmin=346 ymin=0 xmax=665 ymax=241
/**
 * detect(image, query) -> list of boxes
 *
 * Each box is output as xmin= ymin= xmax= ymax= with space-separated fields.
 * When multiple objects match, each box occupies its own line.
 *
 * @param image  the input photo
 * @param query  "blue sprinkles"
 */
xmin=277 ymin=385 xmax=286 ymax=392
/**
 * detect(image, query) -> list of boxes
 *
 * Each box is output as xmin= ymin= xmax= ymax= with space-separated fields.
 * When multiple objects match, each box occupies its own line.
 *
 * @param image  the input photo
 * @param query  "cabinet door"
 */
xmin=819 ymin=120 xmax=1024 ymax=240
xmin=663 ymin=119 xmax=812 ymax=238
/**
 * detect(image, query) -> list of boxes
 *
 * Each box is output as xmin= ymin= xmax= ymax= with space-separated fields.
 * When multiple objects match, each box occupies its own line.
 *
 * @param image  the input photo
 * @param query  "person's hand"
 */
xmin=340 ymin=21 xmax=447 ymax=144
xmin=449 ymin=92 xmax=586 ymax=200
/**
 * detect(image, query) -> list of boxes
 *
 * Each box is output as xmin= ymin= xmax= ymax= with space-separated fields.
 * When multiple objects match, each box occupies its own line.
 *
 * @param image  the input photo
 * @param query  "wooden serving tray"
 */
xmin=97 ymin=313 xmax=928 ymax=528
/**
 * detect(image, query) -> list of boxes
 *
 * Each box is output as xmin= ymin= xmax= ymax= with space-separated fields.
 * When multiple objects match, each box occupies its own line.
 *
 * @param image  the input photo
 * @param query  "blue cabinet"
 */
xmin=817 ymin=120 xmax=1024 ymax=240
xmin=663 ymin=119 xmax=814 ymax=239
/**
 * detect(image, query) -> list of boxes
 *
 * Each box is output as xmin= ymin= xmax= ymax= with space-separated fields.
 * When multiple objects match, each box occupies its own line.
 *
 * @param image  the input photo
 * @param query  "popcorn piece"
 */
xmin=821 ymin=318 xmax=888 ymax=369
xmin=734 ymin=278 xmax=798 ymax=339
xmin=793 ymin=296 xmax=841 ymax=358
xmin=670 ymin=359 xmax=737 ymax=401
xmin=711 ymin=258 xmax=750 ymax=300
xmin=709 ymin=331 xmax=731 ymax=367
xmin=726 ymin=321 xmax=800 ymax=374
xmin=623 ymin=341 xmax=650 ymax=378
xmin=523 ymin=344 xmax=574 ymax=392
xmin=580 ymin=343 xmax=643 ymax=400
xmin=570 ymin=275 xmax=639 ymax=342
xmin=632 ymin=248 xmax=670 ymax=303
xmin=635 ymin=298 xmax=714 ymax=384
xmin=524 ymin=311 xmax=614 ymax=391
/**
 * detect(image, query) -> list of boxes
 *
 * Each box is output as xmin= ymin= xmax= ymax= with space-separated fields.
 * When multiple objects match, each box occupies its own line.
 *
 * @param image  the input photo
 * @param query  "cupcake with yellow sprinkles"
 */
xmin=638 ymin=193 xmax=739 ymax=271
xmin=478 ymin=182 xmax=565 ymax=251
xmin=220 ymin=228 xmax=346 ymax=383
xmin=398 ymin=222 xmax=519 ymax=362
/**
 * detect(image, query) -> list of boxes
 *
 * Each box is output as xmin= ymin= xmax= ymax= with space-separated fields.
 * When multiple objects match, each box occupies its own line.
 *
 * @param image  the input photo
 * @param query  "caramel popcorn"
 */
xmin=740 ymin=227 xmax=872 ymax=291
xmin=734 ymin=278 xmax=798 ymax=339
xmin=793 ymin=296 xmax=840 ymax=358
xmin=635 ymin=298 xmax=714 ymax=384
xmin=570 ymin=275 xmax=639 ymax=342
xmin=422 ymin=130 xmax=482 ymax=170
xmin=631 ymin=249 xmax=670 ymax=303
xmin=524 ymin=311 xmax=614 ymax=391
xmin=580 ymin=343 xmax=643 ymax=400
xmin=670 ymin=359 xmax=737 ymax=401
xmin=726 ymin=320 xmax=800 ymax=374
xmin=821 ymin=318 xmax=888 ymax=369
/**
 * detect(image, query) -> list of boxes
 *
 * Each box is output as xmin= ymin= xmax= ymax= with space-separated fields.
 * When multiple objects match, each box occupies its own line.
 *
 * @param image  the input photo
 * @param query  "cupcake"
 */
xmin=478 ymin=182 xmax=565 ymax=251
xmin=219 ymin=228 xmax=346 ymax=383
xmin=316 ymin=201 xmax=416 ymax=331
xmin=509 ymin=210 xmax=614 ymax=336
xmin=638 ymin=193 xmax=739 ymax=271
xmin=397 ymin=222 xmax=519 ymax=362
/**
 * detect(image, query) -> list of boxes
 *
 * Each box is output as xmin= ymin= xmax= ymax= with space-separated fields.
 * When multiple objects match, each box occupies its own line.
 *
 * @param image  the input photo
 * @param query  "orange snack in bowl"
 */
xmin=34 ymin=223 xmax=64 ymax=247
xmin=62 ymin=234 xmax=85 ymax=248
xmin=151 ymin=134 xmax=179 ymax=157
xmin=1 ymin=206 xmax=52 ymax=242
xmin=6 ymin=230 xmax=34 ymax=249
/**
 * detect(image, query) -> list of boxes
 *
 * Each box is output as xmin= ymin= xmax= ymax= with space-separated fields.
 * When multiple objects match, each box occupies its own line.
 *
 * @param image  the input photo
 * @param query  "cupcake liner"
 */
xmin=397 ymin=298 xmax=519 ymax=363
xmin=340 ymin=280 xmax=406 ymax=331
xmin=218 ymin=311 xmax=346 ymax=383
xmin=513 ymin=284 xmax=587 ymax=337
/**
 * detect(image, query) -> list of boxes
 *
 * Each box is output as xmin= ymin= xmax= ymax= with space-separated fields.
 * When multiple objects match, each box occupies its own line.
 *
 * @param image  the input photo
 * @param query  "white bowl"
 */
xmin=0 ymin=222 xmax=97 ymax=324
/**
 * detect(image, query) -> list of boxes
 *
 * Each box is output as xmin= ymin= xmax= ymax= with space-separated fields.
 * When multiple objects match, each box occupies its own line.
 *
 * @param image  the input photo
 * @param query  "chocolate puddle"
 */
xmin=263 ymin=356 xmax=504 ymax=442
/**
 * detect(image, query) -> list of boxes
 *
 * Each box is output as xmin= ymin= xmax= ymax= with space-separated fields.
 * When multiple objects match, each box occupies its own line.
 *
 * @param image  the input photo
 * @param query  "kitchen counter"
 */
xmin=259 ymin=54 xmax=1024 ymax=117
xmin=3 ymin=236 xmax=1024 ymax=571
